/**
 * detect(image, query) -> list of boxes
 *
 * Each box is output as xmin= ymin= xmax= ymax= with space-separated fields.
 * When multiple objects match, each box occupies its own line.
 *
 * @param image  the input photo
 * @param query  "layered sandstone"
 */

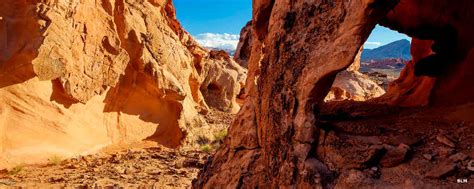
xmin=0 ymin=0 xmax=245 ymax=168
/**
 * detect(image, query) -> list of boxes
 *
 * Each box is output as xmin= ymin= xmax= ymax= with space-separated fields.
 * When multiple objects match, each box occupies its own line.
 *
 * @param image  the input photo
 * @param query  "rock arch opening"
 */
xmin=325 ymin=25 xmax=411 ymax=102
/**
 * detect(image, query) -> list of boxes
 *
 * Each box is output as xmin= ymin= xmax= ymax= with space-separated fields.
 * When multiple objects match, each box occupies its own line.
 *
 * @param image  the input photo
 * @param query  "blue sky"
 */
xmin=174 ymin=0 xmax=409 ymax=50
xmin=174 ymin=0 xmax=252 ymax=35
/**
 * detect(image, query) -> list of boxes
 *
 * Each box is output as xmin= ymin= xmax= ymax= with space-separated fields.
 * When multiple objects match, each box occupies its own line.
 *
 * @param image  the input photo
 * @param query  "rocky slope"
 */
xmin=196 ymin=0 xmax=474 ymax=188
xmin=0 ymin=0 xmax=245 ymax=169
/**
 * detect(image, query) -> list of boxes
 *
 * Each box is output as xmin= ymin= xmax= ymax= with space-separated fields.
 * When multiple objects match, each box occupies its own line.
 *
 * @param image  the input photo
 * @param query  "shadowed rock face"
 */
xmin=195 ymin=0 xmax=397 ymax=187
xmin=380 ymin=0 xmax=474 ymax=106
xmin=234 ymin=21 xmax=253 ymax=68
xmin=0 ymin=0 xmax=245 ymax=168
xmin=196 ymin=0 xmax=474 ymax=187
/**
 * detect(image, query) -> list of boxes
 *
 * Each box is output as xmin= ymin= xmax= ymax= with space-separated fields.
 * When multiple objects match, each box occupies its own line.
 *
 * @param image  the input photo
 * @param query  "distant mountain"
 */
xmin=362 ymin=39 xmax=411 ymax=61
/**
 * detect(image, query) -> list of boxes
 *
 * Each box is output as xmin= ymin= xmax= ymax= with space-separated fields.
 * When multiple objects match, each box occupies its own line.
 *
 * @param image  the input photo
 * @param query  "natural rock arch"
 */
xmin=196 ymin=0 xmax=474 ymax=188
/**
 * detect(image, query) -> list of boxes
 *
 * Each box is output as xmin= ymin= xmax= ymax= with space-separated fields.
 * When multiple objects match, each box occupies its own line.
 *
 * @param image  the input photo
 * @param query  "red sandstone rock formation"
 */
xmin=195 ymin=0 xmax=397 ymax=187
xmin=234 ymin=21 xmax=253 ymax=68
xmin=380 ymin=0 xmax=474 ymax=106
xmin=196 ymin=0 xmax=474 ymax=187
xmin=0 ymin=0 xmax=245 ymax=168
xmin=379 ymin=38 xmax=436 ymax=106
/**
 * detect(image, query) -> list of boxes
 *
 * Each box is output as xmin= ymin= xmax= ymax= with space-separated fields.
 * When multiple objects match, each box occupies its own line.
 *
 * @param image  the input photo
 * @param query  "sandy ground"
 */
xmin=0 ymin=109 xmax=234 ymax=188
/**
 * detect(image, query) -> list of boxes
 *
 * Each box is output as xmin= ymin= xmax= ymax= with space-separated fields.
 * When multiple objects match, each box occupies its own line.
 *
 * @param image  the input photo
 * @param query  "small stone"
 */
xmin=114 ymin=166 xmax=126 ymax=174
xmin=449 ymin=153 xmax=468 ymax=163
xmin=468 ymin=160 xmax=474 ymax=172
xmin=436 ymin=135 xmax=455 ymax=148
xmin=0 ymin=169 xmax=7 ymax=175
xmin=380 ymin=144 xmax=410 ymax=168
xmin=387 ymin=135 xmax=422 ymax=147
xmin=182 ymin=158 xmax=204 ymax=168
xmin=120 ymin=174 xmax=132 ymax=179
xmin=425 ymin=162 xmax=458 ymax=179
xmin=48 ymin=176 xmax=65 ymax=183
xmin=423 ymin=154 xmax=433 ymax=161
xmin=371 ymin=167 xmax=378 ymax=171
xmin=437 ymin=146 xmax=455 ymax=158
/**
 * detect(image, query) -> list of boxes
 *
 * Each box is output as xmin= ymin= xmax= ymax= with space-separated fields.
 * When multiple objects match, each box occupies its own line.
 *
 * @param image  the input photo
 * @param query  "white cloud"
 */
xmin=364 ymin=41 xmax=382 ymax=47
xmin=194 ymin=33 xmax=240 ymax=50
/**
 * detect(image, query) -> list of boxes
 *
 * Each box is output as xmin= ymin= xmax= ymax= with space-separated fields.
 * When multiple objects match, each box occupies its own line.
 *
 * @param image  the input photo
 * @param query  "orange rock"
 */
xmin=0 ymin=0 xmax=245 ymax=168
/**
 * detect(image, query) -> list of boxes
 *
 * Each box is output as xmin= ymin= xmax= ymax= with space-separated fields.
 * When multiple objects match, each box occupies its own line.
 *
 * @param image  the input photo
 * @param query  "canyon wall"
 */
xmin=0 ymin=0 xmax=245 ymax=168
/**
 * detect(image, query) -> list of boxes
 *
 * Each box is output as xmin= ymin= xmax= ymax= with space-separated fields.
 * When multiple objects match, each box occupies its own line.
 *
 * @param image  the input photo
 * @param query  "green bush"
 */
xmin=8 ymin=165 xmax=24 ymax=175
xmin=48 ymin=155 xmax=63 ymax=166
xmin=214 ymin=129 xmax=228 ymax=142
xmin=200 ymin=145 xmax=211 ymax=153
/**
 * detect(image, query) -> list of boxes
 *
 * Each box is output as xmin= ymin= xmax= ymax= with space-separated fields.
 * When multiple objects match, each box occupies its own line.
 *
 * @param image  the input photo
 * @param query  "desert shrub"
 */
xmin=214 ymin=129 xmax=228 ymax=143
xmin=48 ymin=155 xmax=63 ymax=166
xmin=8 ymin=165 xmax=24 ymax=175
xmin=200 ymin=145 xmax=211 ymax=153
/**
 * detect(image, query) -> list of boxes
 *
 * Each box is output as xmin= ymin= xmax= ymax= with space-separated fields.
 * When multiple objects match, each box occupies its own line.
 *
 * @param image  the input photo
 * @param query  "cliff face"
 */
xmin=196 ymin=0 xmax=474 ymax=187
xmin=0 ymin=0 xmax=245 ymax=168
xmin=234 ymin=21 xmax=253 ymax=68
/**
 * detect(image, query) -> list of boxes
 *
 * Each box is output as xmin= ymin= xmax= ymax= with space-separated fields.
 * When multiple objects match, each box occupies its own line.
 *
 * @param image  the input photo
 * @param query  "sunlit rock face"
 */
xmin=0 ymin=0 xmax=245 ymax=168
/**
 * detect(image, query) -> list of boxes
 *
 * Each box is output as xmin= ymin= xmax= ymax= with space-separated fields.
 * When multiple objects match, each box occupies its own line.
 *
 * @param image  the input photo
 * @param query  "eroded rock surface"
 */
xmin=326 ymin=48 xmax=386 ymax=102
xmin=234 ymin=21 xmax=253 ymax=68
xmin=196 ymin=0 xmax=474 ymax=188
xmin=0 ymin=0 xmax=245 ymax=168
xmin=380 ymin=0 xmax=474 ymax=106
xmin=195 ymin=0 xmax=397 ymax=187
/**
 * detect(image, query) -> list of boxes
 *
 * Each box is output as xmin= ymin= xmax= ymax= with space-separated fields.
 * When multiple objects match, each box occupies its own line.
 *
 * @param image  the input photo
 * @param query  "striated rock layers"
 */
xmin=0 ymin=0 xmax=245 ymax=168
xmin=196 ymin=0 xmax=473 ymax=188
